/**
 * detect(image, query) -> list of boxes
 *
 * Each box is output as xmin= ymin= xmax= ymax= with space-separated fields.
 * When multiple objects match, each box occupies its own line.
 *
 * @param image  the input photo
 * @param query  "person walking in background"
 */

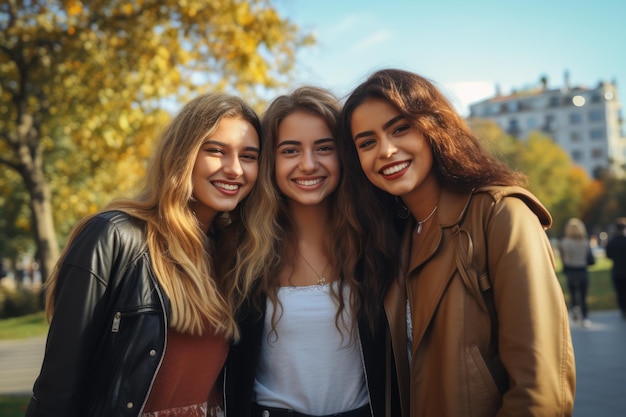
xmin=605 ymin=217 xmax=626 ymax=320
xmin=221 ymin=86 xmax=400 ymax=416
xmin=26 ymin=93 xmax=262 ymax=417
xmin=338 ymin=68 xmax=575 ymax=416
xmin=560 ymin=217 xmax=594 ymax=327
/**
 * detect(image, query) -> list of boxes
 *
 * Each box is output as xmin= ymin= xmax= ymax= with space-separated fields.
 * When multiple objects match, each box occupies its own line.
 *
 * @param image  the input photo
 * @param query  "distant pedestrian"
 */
xmin=605 ymin=217 xmax=626 ymax=320
xmin=560 ymin=218 xmax=594 ymax=327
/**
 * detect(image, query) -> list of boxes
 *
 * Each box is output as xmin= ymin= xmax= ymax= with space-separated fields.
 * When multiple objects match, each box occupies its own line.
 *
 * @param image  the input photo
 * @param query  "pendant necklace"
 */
xmin=415 ymin=205 xmax=438 ymax=234
xmin=300 ymin=254 xmax=329 ymax=285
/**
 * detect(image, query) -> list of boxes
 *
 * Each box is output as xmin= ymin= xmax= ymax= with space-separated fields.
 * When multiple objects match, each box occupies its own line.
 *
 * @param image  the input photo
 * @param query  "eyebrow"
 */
xmin=276 ymin=137 xmax=335 ymax=148
xmin=205 ymin=140 xmax=260 ymax=153
xmin=353 ymin=115 xmax=405 ymax=141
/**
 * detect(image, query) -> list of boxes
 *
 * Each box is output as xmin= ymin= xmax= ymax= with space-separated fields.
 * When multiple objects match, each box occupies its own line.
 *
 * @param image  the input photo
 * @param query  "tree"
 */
xmin=468 ymin=119 xmax=595 ymax=234
xmin=0 ymin=0 xmax=312 ymax=287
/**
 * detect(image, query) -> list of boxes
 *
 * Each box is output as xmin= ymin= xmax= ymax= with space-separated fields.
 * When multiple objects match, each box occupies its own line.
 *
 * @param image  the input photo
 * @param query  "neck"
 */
xmin=288 ymin=200 xmax=331 ymax=241
xmin=189 ymin=205 xmax=217 ymax=234
xmin=401 ymin=176 xmax=442 ymax=221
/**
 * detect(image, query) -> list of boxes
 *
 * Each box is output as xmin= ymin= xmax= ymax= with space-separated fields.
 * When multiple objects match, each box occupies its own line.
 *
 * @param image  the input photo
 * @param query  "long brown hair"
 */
xmin=46 ymin=93 xmax=261 ymax=341
xmin=339 ymin=68 xmax=527 ymax=190
xmin=337 ymin=69 xmax=528 ymax=295
xmin=222 ymin=86 xmax=387 ymax=335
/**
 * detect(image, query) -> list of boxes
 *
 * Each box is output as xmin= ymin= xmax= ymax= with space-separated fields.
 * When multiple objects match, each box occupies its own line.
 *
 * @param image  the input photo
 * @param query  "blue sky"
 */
xmin=276 ymin=0 xmax=626 ymax=116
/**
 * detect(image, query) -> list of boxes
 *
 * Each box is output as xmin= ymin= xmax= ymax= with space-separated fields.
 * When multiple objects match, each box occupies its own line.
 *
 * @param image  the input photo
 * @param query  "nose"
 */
xmin=223 ymin=156 xmax=244 ymax=178
xmin=379 ymin=136 xmax=398 ymax=158
xmin=299 ymin=150 xmax=319 ymax=172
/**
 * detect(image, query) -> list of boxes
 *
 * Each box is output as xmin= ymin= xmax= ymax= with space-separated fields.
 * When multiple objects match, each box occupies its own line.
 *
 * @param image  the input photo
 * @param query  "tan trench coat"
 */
xmin=385 ymin=186 xmax=576 ymax=417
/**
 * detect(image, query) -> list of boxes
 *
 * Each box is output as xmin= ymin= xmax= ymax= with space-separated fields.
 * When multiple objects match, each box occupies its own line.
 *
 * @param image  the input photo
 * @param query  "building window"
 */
xmin=571 ymin=150 xmax=583 ymax=162
xmin=508 ymin=101 xmax=519 ymax=112
xmin=591 ymin=148 xmax=603 ymax=158
xmin=569 ymin=113 xmax=582 ymax=124
xmin=590 ymin=129 xmax=604 ymax=140
xmin=549 ymin=96 xmax=559 ymax=107
xmin=542 ymin=114 xmax=556 ymax=132
xmin=527 ymin=117 xmax=538 ymax=129
xmin=589 ymin=110 xmax=604 ymax=122
xmin=507 ymin=119 xmax=520 ymax=136
xmin=570 ymin=132 xmax=582 ymax=143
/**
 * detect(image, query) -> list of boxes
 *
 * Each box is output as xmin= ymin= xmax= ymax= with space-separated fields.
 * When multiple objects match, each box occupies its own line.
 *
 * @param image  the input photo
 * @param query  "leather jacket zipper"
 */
xmin=112 ymin=312 xmax=121 ymax=332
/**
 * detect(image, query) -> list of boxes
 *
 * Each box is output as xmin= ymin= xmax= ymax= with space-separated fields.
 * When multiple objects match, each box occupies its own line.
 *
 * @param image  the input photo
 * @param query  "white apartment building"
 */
xmin=468 ymin=73 xmax=626 ymax=178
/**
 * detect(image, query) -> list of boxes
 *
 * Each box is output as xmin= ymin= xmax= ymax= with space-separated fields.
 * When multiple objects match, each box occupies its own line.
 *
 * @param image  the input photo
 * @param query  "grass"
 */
xmin=555 ymin=256 xmax=618 ymax=311
xmin=0 ymin=311 xmax=48 ymax=340
xmin=0 ymin=395 xmax=30 ymax=417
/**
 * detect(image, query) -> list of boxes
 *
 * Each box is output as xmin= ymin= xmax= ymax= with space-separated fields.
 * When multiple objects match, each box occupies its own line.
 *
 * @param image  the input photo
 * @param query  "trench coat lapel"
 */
xmin=405 ymin=188 xmax=473 ymax=356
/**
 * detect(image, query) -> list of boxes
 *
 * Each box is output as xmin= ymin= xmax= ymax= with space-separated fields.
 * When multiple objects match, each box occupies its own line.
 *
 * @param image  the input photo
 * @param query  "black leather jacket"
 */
xmin=26 ymin=211 xmax=171 ymax=417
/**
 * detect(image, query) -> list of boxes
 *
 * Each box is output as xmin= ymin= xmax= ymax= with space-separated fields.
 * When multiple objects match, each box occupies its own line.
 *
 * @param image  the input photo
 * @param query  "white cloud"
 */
xmin=442 ymin=81 xmax=495 ymax=116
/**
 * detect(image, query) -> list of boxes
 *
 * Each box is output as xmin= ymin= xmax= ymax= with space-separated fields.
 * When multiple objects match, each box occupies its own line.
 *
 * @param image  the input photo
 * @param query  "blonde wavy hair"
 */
xmin=564 ymin=217 xmax=588 ymax=240
xmin=46 ymin=93 xmax=261 ymax=341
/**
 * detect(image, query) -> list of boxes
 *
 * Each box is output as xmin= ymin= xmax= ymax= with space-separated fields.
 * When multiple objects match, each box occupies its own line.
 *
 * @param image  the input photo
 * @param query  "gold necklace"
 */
xmin=415 ymin=205 xmax=438 ymax=234
xmin=300 ymin=254 xmax=329 ymax=285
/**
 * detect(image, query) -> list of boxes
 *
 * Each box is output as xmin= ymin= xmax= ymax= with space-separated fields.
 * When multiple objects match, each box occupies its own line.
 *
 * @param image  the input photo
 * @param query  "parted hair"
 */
xmin=221 ymin=86 xmax=387 ymax=336
xmin=46 ymin=92 xmax=262 ymax=341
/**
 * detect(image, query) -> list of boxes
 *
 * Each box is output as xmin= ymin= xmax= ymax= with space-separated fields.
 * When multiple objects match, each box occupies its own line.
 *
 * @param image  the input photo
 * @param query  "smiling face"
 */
xmin=350 ymin=98 xmax=437 ymax=204
xmin=274 ymin=111 xmax=340 ymax=207
xmin=190 ymin=116 xmax=260 ymax=228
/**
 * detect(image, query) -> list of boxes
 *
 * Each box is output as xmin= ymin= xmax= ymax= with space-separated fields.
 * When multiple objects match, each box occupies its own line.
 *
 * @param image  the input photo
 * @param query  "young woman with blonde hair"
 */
xmin=560 ymin=217 xmax=594 ymax=327
xmin=26 ymin=92 xmax=262 ymax=417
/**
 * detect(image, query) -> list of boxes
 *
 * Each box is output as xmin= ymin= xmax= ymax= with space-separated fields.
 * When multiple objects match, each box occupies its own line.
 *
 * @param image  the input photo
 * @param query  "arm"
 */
xmin=487 ymin=198 xmax=575 ymax=417
xmin=26 ymin=215 xmax=122 ymax=417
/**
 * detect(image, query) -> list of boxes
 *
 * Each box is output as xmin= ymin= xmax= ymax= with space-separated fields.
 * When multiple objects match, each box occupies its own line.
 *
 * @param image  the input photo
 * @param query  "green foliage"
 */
xmin=0 ymin=0 xmax=312 ymax=281
xmin=468 ymin=118 xmax=597 ymax=235
xmin=0 ymin=286 xmax=42 ymax=319
xmin=0 ymin=395 xmax=30 ymax=417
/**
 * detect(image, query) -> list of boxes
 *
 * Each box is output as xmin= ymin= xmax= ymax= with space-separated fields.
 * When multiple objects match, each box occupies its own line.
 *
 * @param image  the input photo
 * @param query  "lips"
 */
xmin=212 ymin=181 xmax=241 ymax=195
xmin=380 ymin=161 xmax=410 ymax=177
xmin=293 ymin=177 xmax=324 ymax=187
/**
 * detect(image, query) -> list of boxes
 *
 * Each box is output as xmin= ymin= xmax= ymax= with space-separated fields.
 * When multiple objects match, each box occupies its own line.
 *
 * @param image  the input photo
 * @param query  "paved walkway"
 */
xmin=1 ymin=310 xmax=625 ymax=416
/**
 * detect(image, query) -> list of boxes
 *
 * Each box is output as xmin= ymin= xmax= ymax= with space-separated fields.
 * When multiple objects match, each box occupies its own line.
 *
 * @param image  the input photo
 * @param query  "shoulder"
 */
xmin=67 ymin=210 xmax=148 ymax=260
xmin=473 ymin=185 xmax=552 ymax=228
xmin=83 ymin=211 xmax=146 ymax=240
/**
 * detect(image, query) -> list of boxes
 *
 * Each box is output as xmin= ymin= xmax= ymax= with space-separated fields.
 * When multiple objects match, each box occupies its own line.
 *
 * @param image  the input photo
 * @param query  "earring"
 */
xmin=395 ymin=197 xmax=410 ymax=219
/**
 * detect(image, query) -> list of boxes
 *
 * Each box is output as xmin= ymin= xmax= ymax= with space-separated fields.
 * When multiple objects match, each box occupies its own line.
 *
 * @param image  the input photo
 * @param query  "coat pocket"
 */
xmin=466 ymin=344 xmax=501 ymax=416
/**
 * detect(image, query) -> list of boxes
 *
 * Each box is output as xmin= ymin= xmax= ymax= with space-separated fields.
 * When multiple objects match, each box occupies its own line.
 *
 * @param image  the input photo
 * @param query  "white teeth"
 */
xmin=295 ymin=178 xmax=323 ymax=186
xmin=214 ymin=182 xmax=239 ymax=191
xmin=382 ymin=162 xmax=409 ymax=176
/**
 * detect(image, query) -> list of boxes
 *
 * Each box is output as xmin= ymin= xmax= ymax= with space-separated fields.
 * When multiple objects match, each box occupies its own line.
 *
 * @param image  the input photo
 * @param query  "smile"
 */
xmin=213 ymin=181 xmax=240 ymax=191
xmin=294 ymin=177 xmax=324 ymax=186
xmin=381 ymin=162 xmax=409 ymax=176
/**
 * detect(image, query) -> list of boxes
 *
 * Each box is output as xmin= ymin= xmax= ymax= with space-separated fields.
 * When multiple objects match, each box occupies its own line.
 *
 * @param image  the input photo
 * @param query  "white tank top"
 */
xmin=253 ymin=283 xmax=369 ymax=414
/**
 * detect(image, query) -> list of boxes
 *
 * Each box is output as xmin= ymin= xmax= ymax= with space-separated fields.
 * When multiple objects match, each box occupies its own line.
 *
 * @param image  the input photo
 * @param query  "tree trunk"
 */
xmin=28 ymin=175 xmax=59 ymax=288
xmin=15 ymin=113 xmax=59 ymax=305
